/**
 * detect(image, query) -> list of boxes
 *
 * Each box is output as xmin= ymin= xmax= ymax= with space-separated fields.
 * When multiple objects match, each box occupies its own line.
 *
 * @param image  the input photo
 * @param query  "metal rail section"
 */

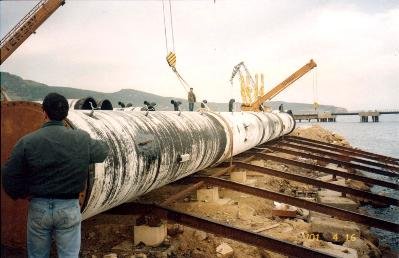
xmin=267 ymin=145 xmax=399 ymax=178
xmin=279 ymin=140 xmax=399 ymax=172
xmin=245 ymin=152 xmax=398 ymax=190
xmin=181 ymin=176 xmax=399 ymax=233
xmin=287 ymin=136 xmax=399 ymax=164
xmin=285 ymin=137 xmax=399 ymax=170
xmin=226 ymin=161 xmax=398 ymax=206
xmin=107 ymin=203 xmax=338 ymax=258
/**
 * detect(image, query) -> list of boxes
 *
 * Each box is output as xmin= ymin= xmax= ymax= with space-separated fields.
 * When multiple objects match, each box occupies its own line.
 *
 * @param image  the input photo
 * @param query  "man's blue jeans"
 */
xmin=189 ymin=102 xmax=194 ymax=111
xmin=27 ymin=198 xmax=81 ymax=258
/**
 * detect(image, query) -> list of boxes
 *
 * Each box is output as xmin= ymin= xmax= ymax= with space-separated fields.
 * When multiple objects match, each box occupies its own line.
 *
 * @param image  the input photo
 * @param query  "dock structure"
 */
xmin=317 ymin=112 xmax=336 ymax=122
xmin=294 ymin=110 xmax=398 ymax=123
xmin=294 ymin=112 xmax=336 ymax=123
xmin=358 ymin=111 xmax=380 ymax=123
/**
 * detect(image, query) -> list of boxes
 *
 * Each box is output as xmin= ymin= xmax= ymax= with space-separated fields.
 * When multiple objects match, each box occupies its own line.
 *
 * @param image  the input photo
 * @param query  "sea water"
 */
xmin=297 ymin=114 xmax=399 ymax=251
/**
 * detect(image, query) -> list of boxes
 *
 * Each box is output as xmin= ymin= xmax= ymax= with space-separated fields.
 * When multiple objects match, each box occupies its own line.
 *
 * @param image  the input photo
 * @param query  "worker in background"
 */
xmin=200 ymin=99 xmax=208 ymax=109
xmin=1 ymin=92 xmax=109 ymax=258
xmin=228 ymin=99 xmax=235 ymax=112
xmin=144 ymin=101 xmax=156 ymax=111
xmin=171 ymin=99 xmax=182 ymax=111
xmin=188 ymin=87 xmax=196 ymax=111
xmin=279 ymin=103 xmax=284 ymax=112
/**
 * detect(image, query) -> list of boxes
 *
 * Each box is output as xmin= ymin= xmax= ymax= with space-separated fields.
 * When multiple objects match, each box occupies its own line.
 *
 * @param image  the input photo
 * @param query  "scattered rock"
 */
xmin=193 ymin=230 xmax=208 ymax=241
xmin=272 ymin=201 xmax=297 ymax=218
xmin=216 ymin=243 xmax=234 ymax=258
xmin=167 ymin=224 xmax=184 ymax=237
xmin=103 ymin=254 xmax=117 ymax=258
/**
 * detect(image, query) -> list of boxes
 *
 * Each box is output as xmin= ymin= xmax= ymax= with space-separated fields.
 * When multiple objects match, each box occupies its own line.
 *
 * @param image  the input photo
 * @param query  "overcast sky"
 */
xmin=1 ymin=0 xmax=398 ymax=110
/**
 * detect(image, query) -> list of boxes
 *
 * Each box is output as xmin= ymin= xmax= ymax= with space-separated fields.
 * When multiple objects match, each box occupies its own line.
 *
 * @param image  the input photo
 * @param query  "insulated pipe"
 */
xmin=97 ymin=99 xmax=113 ymax=110
xmin=68 ymin=97 xmax=98 ymax=110
xmin=64 ymin=110 xmax=295 ymax=219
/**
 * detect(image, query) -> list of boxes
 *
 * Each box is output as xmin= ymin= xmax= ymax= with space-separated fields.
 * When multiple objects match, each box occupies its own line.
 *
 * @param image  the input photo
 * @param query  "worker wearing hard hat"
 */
xmin=188 ymin=88 xmax=196 ymax=111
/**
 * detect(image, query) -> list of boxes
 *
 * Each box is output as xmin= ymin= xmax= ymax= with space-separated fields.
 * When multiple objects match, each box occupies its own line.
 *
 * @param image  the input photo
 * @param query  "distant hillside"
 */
xmin=0 ymin=72 xmax=347 ymax=113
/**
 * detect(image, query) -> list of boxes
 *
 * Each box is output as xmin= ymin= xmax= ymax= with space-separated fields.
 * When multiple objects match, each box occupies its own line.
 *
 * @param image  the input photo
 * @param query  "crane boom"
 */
xmin=230 ymin=61 xmax=259 ymax=105
xmin=0 ymin=0 xmax=65 ymax=64
xmin=242 ymin=59 xmax=317 ymax=111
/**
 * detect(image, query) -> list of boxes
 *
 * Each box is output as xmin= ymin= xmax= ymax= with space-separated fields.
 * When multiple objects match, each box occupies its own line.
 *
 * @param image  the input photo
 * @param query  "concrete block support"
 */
xmin=197 ymin=187 xmax=220 ymax=203
xmin=133 ymin=223 xmax=167 ymax=247
xmin=230 ymin=171 xmax=257 ymax=186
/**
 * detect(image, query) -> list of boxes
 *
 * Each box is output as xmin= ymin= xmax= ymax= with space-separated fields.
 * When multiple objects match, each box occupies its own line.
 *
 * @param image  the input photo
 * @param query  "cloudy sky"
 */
xmin=1 ymin=0 xmax=398 ymax=110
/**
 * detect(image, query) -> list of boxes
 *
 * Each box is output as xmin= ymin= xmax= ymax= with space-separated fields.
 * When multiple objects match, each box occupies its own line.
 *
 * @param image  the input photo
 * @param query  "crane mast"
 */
xmin=241 ymin=59 xmax=317 ymax=111
xmin=0 ymin=0 xmax=65 ymax=64
xmin=230 ymin=61 xmax=260 ymax=105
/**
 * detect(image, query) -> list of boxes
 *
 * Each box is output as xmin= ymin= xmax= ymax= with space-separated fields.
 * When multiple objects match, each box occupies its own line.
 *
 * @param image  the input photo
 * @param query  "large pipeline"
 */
xmin=0 ymin=101 xmax=295 ymax=247
xmin=65 ymin=110 xmax=295 ymax=218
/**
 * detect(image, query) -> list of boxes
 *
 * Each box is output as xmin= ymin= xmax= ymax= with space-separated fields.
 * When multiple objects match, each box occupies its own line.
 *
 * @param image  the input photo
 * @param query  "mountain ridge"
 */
xmin=0 ymin=72 xmax=347 ymax=113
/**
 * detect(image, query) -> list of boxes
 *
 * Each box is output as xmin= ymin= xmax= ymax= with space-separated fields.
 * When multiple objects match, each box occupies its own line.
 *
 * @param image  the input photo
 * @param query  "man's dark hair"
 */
xmin=42 ymin=93 xmax=69 ymax=121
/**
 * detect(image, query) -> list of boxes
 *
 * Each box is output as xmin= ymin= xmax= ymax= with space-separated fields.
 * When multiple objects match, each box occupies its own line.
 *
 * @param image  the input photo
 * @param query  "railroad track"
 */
xmin=108 ymin=136 xmax=399 ymax=258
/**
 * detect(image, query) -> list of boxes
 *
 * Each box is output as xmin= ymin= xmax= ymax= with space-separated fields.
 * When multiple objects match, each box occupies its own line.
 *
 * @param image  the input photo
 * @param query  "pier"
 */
xmin=294 ymin=110 xmax=399 ymax=123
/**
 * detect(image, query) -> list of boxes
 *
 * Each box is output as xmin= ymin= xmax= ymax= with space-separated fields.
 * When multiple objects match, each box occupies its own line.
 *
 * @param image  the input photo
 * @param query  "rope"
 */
xmin=173 ymin=68 xmax=190 ymax=92
xmin=168 ymin=0 xmax=175 ymax=52
xmin=161 ymin=0 xmax=169 ymax=54
xmin=161 ymin=0 xmax=192 ymax=94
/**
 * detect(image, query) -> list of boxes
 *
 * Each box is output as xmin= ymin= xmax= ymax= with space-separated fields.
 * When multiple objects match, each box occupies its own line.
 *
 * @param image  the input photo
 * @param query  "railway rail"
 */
xmin=108 ymin=136 xmax=399 ymax=257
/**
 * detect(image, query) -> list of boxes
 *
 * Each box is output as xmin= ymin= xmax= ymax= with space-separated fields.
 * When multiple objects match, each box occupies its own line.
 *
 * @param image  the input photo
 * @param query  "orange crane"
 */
xmin=0 ymin=0 xmax=65 ymax=64
xmin=241 ymin=59 xmax=317 ymax=111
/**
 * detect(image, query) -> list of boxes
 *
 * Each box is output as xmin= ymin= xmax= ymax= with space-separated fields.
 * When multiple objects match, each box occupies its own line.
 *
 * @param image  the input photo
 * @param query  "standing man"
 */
xmin=1 ymin=92 xmax=109 ymax=258
xmin=187 ymin=87 xmax=196 ymax=111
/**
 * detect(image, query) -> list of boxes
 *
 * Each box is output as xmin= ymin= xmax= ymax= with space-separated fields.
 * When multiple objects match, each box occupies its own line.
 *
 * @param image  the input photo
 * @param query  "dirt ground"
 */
xmin=76 ymin=125 xmax=396 ymax=258
xmin=2 ymin=125 xmax=397 ymax=258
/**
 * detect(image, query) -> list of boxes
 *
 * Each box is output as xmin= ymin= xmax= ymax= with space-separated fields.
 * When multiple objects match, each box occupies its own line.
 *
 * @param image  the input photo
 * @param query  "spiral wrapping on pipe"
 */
xmin=65 ymin=110 xmax=295 ymax=219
